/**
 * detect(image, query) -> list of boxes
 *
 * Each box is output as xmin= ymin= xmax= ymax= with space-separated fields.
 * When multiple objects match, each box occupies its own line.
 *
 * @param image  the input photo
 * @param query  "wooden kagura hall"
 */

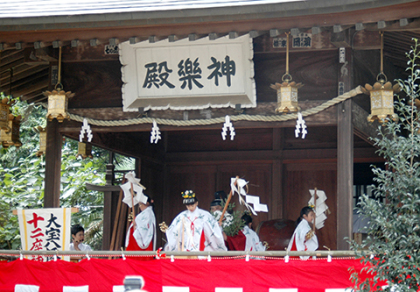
xmin=1 ymin=0 xmax=420 ymax=252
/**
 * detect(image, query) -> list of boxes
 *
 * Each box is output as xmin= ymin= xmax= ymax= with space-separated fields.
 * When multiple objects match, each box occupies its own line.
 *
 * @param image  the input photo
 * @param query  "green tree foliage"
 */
xmin=0 ymin=96 xmax=106 ymax=250
xmin=350 ymin=40 xmax=420 ymax=291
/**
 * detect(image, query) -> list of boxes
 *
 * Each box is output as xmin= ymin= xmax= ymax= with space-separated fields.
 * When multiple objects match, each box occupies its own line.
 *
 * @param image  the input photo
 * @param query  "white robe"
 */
xmin=242 ymin=225 xmax=266 ymax=252
xmin=165 ymin=207 xmax=227 ymax=252
xmin=126 ymin=206 xmax=156 ymax=250
xmin=69 ymin=242 xmax=92 ymax=251
xmin=287 ymin=219 xmax=318 ymax=260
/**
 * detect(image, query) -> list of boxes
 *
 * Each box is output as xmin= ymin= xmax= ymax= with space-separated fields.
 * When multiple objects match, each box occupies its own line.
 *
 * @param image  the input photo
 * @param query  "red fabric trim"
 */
xmin=225 ymin=230 xmax=246 ymax=251
xmin=126 ymin=225 xmax=153 ymax=252
xmin=199 ymin=231 xmax=205 ymax=251
xmin=290 ymin=235 xmax=297 ymax=251
xmin=0 ymin=258 xmax=386 ymax=292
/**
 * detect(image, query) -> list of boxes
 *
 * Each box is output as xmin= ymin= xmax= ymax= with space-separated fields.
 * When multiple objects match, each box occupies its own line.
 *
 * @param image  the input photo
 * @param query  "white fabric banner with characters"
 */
xmin=17 ymin=208 xmax=72 ymax=261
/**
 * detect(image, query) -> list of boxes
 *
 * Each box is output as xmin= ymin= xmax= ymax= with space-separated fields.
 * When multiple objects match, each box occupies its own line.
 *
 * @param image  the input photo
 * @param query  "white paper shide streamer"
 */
xmin=120 ymin=171 xmax=148 ymax=208
xmin=79 ymin=118 xmax=93 ymax=142
xmin=295 ymin=112 xmax=307 ymax=139
xmin=221 ymin=115 xmax=235 ymax=140
xmin=150 ymin=119 xmax=161 ymax=144
xmin=230 ymin=177 xmax=268 ymax=216
xmin=308 ymin=189 xmax=329 ymax=230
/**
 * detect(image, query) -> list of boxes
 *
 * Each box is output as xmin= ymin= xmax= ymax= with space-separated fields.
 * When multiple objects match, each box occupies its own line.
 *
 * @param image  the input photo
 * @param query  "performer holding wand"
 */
xmin=160 ymin=190 xmax=227 ymax=252
xmin=287 ymin=206 xmax=319 ymax=259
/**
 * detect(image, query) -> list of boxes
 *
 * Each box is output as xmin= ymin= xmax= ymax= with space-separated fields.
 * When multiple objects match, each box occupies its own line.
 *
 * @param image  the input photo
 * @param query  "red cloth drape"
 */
xmin=225 ymin=230 xmax=246 ymax=250
xmin=0 ymin=258 xmax=387 ymax=292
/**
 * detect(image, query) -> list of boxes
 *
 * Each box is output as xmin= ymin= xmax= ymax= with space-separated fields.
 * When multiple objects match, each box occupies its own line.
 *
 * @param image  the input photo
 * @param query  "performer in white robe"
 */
xmin=162 ymin=190 xmax=227 ymax=252
xmin=287 ymin=206 xmax=318 ymax=260
xmin=241 ymin=214 xmax=266 ymax=252
xmin=70 ymin=224 xmax=92 ymax=251
xmin=126 ymin=197 xmax=156 ymax=251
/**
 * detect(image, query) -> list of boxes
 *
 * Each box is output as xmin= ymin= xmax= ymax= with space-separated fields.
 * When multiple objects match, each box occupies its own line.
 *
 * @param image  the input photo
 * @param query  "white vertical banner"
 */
xmin=17 ymin=208 xmax=72 ymax=261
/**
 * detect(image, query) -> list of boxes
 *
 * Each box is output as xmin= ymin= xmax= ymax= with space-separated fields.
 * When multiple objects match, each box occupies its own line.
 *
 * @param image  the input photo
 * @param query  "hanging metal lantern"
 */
xmin=35 ymin=126 xmax=47 ymax=157
xmin=44 ymin=46 xmax=75 ymax=123
xmin=0 ymin=97 xmax=15 ymax=131
xmin=361 ymin=76 xmax=400 ymax=123
xmin=77 ymin=142 xmax=93 ymax=159
xmin=44 ymin=90 xmax=74 ymax=122
xmin=0 ymin=114 xmax=22 ymax=148
xmin=271 ymin=78 xmax=304 ymax=113
xmin=362 ymin=32 xmax=400 ymax=123
xmin=271 ymin=32 xmax=303 ymax=113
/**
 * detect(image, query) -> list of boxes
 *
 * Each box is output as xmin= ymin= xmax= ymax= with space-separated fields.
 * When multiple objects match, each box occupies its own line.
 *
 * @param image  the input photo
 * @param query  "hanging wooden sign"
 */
xmin=119 ymin=34 xmax=256 ymax=111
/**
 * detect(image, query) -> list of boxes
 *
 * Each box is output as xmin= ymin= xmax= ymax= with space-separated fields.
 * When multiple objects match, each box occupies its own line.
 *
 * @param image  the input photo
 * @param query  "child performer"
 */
xmin=287 ymin=206 xmax=318 ymax=259
xmin=161 ymin=190 xmax=227 ymax=252
xmin=241 ymin=213 xmax=266 ymax=252
xmin=70 ymin=224 xmax=92 ymax=251
xmin=126 ymin=195 xmax=156 ymax=251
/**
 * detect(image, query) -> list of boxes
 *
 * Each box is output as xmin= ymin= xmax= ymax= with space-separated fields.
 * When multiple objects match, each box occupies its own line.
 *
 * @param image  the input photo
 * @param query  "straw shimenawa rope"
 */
xmin=68 ymin=86 xmax=363 ymax=127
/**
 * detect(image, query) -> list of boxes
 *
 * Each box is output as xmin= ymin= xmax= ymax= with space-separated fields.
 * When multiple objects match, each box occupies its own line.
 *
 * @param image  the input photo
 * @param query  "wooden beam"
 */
xmin=352 ymin=101 xmax=380 ymax=146
xmin=63 ymin=131 xmax=165 ymax=165
xmin=85 ymin=183 xmax=121 ymax=192
xmin=44 ymin=119 xmax=63 ymax=208
xmin=336 ymin=47 xmax=353 ymax=250
xmin=330 ymin=28 xmax=352 ymax=48
xmin=102 ymin=158 xmax=115 ymax=251
xmin=352 ymin=30 xmax=381 ymax=50
xmin=165 ymin=147 xmax=380 ymax=164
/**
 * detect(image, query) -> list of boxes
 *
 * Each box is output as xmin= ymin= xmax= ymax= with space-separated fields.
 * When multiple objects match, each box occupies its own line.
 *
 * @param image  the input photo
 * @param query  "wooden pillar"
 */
xmin=44 ymin=119 xmax=62 ymax=208
xmin=271 ymin=128 xmax=284 ymax=219
xmin=102 ymin=152 xmax=115 ymax=250
xmin=336 ymin=46 xmax=353 ymax=250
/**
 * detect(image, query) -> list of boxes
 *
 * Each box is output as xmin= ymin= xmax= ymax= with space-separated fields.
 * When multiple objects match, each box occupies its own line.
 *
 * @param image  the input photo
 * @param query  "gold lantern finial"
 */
xmin=77 ymin=142 xmax=93 ymax=159
xmin=271 ymin=32 xmax=304 ymax=113
xmin=35 ymin=126 xmax=47 ymax=157
xmin=0 ymin=114 xmax=22 ymax=149
xmin=361 ymin=32 xmax=400 ymax=123
xmin=45 ymin=46 xmax=75 ymax=122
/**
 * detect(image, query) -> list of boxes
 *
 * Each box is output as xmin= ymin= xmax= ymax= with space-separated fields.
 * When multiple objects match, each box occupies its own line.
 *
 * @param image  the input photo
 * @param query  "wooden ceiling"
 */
xmin=1 ymin=8 xmax=420 ymax=105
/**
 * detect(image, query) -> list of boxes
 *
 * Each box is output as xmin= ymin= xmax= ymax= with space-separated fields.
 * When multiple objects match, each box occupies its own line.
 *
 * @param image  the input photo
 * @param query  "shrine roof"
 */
xmin=0 ymin=0 xmax=416 ymax=24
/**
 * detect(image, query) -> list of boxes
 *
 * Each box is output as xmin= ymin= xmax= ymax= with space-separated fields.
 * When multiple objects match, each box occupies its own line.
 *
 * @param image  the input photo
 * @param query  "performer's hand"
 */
xmin=73 ymin=239 xmax=80 ymax=250
xmin=305 ymin=230 xmax=315 ymax=241
xmin=222 ymin=232 xmax=227 ymax=241
xmin=263 ymin=241 xmax=270 ymax=250
xmin=159 ymin=222 xmax=168 ymax=233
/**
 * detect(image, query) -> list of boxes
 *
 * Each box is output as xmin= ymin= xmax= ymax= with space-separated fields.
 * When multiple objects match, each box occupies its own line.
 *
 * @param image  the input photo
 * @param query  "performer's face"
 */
xmin=210 ymin=205 xmax=222 ymax=213
xmin=303 ymin=211 xmax=315 ymax=223
xmin=72 ymin=231 xmax=84 ymax=243
xmin=186 ymin=202 xmax=198 ymax=212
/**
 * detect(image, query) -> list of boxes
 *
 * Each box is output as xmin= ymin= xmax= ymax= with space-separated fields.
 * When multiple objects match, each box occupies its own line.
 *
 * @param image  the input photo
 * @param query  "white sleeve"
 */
xmin=133 ymin=208 xmax=155 ymax=249
xmin=202 ymin=211 xmax=227 ymax=251
xmin=164 ymin=212 xmax=184 ymax=251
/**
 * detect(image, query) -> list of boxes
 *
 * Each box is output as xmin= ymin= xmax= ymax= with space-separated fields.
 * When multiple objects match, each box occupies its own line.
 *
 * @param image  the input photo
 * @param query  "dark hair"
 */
xmin=71 ymin=224 xmax=84 ymax=236
xmin=296 ymin=206 xmax=314 ymax=226
xmin=241 ymin=213 xmax=252 ymax=226
xmin=145 ymin=194 xmax=155 ymax=211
